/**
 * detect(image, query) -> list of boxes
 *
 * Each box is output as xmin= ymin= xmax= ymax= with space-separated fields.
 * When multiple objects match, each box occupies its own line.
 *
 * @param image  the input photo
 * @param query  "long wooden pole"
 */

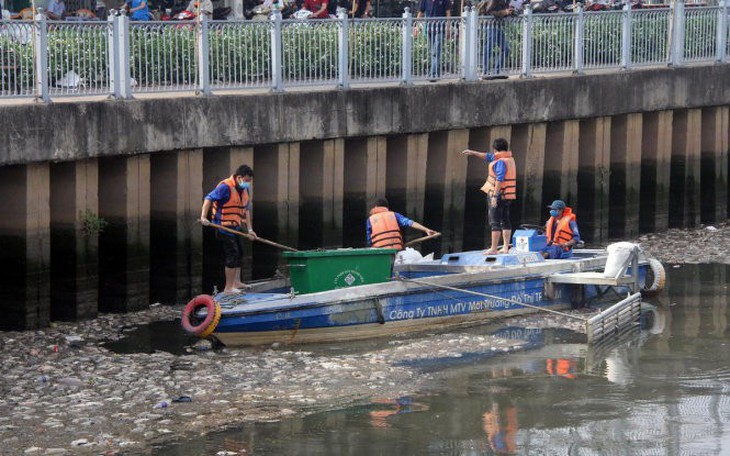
xmin=403 ymin=232 xmax=442 ymax=247
xmin=201 ymin=221 xmax=299 ymax=252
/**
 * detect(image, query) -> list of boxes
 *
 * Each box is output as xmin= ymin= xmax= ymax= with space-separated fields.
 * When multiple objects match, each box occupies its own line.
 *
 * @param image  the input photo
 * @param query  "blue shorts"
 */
xmin=543 ymin=244 xmax=572 ymax=259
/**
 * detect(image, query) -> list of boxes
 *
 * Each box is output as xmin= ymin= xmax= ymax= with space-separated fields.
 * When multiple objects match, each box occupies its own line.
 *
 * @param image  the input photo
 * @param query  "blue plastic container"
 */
xmin=440 ymin=250 xmax=544 ymax=266
xmin=512 ymin=229 xmax=547 ymax=253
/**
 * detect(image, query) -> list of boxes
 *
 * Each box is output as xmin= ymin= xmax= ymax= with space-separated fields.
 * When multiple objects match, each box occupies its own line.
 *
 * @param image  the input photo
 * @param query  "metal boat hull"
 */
xmin=208 ymin=250 xmax=651 ymax=346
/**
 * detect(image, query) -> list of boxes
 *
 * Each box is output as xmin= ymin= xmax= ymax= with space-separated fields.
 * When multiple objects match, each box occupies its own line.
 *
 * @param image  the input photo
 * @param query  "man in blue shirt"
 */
xmin=462 ymin=138 xmax=517 ymax=254
xmin=542 ymin=199 xmax=580 ymax=259
xmin=417 ymin=0 xmax=453 ymax=82
xmin=125 ymin=0 xmax=151 ymax=20
xmin=200 ymin=165 xmax=256 ymax=294
xmin=367 ymin=198 xmax=436 ymax=250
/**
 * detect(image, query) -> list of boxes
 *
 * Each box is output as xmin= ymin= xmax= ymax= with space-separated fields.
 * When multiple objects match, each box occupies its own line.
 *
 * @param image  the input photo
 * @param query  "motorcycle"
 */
xmin=251 ymin=0 xmax=296 ymax=20
xmin=292 ymin=8 xmax=313 ymax=19
xmin=531 ymin=0 xmax=561 ymax=14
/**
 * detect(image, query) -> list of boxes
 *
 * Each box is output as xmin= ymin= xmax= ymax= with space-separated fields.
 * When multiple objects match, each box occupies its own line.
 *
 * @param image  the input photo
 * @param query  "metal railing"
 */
xmin=0 ymin=0 xmax=728 ymax=100
xmin=348 ymin=17 xmax=403 ymax=83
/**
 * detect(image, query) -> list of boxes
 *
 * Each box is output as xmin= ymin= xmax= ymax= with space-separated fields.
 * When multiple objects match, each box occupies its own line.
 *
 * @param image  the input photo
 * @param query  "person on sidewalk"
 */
xmin=200 ymin=164 xmax=256 ymax=294
xmin=124 ymin=0 xmax=151 ymax=20
xmin=542 ymin=199 xmax=580 ymax=259
xmin=461 ymin=138 xmax=517 ymax=255
xmin=480 ymin=0 xmax=513 ymax=79
xmin=46 ymin=0 xmax=66 ymax=20
xmin=367 ymin=198 xmax=437 ymax=250
xmin=416 ymin=0 xmax=453 ymax=82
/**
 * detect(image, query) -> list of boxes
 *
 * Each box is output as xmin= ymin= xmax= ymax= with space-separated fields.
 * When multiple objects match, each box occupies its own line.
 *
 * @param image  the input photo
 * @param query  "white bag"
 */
xmin=603 ymin=242 xmax=638 ymax=278
xmin=395 ymin=247 xmax=423 ymax=265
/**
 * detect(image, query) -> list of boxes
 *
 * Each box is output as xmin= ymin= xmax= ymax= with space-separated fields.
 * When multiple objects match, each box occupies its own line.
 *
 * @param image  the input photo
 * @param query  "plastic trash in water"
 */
xmin=153 ymin=400 xmax=169 ymax=409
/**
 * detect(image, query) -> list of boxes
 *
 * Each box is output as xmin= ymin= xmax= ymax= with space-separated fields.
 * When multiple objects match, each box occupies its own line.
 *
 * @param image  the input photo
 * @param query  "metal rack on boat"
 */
xmin=547 ymin=244 xmax=642 ymax=343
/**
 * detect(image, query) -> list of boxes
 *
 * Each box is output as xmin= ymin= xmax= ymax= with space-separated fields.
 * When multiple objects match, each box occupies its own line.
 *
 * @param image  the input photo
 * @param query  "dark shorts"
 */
xmin=488 ymin=199 xmax=512 ymax=232
xmin=216 ymin=229 xmax=247 ymax=269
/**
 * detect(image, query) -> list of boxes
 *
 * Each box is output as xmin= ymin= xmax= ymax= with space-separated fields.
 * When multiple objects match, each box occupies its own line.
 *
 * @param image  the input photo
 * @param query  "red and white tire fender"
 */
xmin=641 ymin=258 xmax=666 ymax=297
xmin=182 ymin=295 xmax=221 ymax=338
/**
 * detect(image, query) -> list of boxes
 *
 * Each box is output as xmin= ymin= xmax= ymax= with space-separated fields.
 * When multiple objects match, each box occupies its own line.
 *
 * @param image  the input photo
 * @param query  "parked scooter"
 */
xmin=561 ymin=0 xmax=585 ymax=12
xmin=170 ymin=9 xmax=196 ymax=19
xmin=251 ymin=0 xmax=297 ymax=20
xmin=610 ymin=0 xmax=642 ymax=9
xmin=292 ymin=8 xmax=313 ymax=19
xmin=530 ymin=0 xmax=561 ymax=14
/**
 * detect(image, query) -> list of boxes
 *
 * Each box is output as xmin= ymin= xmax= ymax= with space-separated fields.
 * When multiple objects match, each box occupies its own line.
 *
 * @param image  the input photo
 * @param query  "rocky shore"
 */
xmin=2 ymin=222 xmax=727 ymax=455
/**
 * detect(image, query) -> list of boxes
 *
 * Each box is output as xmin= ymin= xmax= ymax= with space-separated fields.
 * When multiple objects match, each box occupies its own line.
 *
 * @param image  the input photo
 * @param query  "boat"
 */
xmin=181 ymin=230 xmax=666 ymax=347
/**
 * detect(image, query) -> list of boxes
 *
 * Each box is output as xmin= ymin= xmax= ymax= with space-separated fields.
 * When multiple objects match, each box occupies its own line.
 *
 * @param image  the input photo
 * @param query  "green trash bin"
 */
xmin=283 ymin=248 xmax=398 ymax=294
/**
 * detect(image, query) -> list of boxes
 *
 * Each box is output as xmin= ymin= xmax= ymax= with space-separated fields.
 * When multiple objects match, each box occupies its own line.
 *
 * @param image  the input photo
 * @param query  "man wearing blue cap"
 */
xmin=543 ymin=200 xmax=580 ymax=259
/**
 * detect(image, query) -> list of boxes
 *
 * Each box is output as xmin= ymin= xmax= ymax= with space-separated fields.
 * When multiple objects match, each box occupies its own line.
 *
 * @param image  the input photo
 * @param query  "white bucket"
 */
xmin=603 ymin=242 xmax=638 ymax=278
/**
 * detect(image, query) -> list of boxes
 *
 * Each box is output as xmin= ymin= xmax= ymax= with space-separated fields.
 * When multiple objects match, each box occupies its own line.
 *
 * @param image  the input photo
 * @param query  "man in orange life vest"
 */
xmin=200 ymin=165 xmax=256 ymax=294
xmin=367 ymin=198 xmax=437 ymax=250
xmin=543 ymin=199 xmax=580 ymax=259
xmin=462 ymin=138 xmax=517 ymax=255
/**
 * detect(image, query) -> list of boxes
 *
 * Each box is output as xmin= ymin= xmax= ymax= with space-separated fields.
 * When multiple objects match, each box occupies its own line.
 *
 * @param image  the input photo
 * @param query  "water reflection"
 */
xmin=482 ymin=393 xmax=518 ymax=454
xmin=153 ymin=264 xmax=729 ymax=456
xmin=102 ymin=319 xmax=197 ymax=356
xmin=369 ymin=397 xmax=429 ymax=428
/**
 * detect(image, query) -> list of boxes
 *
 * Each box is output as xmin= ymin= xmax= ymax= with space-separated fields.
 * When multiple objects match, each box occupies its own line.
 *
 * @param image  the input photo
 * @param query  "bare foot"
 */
xmin=223 ymin=287 xmax=242 ymax=295
xmin=483 ymin=249 xmax=499 ymax=255
xmin=499 ymin=248 xmax=510 ymax=254
xmin=233 ymin=283 xmax=251 ymax=290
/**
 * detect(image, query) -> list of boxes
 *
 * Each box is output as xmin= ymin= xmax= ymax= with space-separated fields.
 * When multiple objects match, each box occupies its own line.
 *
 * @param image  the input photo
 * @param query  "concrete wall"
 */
xmin=0 ymin=64 xmax=728 ymax=330
xmin=2 ymin=65 xmax=730 ymax=166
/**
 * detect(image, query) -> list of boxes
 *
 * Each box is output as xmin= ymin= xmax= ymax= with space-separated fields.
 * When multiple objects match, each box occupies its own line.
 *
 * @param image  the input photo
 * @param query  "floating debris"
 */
xmin=633 ymin=221 xmax=730 ymax=264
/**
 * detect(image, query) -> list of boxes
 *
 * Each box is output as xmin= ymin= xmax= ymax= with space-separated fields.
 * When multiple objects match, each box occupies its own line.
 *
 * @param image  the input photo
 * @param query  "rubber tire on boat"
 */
xmin=640 ymin=258 xmax=666 ymax=298
xmin=182 ymin=295 xmax=222 ymax=338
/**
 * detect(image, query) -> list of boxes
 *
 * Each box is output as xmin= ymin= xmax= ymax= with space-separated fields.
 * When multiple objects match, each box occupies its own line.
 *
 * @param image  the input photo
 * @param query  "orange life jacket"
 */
xmin=368 ymin=207 xmax=403 ymax=250
xmin=211 ymin=176 xmax=249 ymax=228
xmin=545 ymin=208 xmax=576 ymax=251
xmin=480 ymin=151 xmax=517 ymax=200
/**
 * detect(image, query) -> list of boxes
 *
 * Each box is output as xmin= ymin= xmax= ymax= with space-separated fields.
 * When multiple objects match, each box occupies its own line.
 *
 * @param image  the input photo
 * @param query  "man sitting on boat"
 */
xmin=367 ymin=198 xmax=437 ymax=250
xmin=543 ymin=199 xmax=580 ymax=259
xmin=200 ymin=165 xmax=256 ymax=294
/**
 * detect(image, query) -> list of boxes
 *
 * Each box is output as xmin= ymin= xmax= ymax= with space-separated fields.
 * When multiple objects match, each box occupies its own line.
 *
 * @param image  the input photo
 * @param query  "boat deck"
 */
xmin=212 ymin=249 xmax=617 ymax=315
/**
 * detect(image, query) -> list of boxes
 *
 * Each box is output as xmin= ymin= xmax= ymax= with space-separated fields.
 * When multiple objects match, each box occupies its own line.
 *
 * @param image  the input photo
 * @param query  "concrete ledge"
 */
xmin=1 ymin=64 xmax=729 ymax=166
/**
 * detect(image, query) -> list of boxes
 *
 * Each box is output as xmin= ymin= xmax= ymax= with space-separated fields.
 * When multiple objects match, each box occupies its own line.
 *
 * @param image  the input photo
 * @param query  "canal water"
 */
xmin=149 ymin=263 xmax=729 ymax=455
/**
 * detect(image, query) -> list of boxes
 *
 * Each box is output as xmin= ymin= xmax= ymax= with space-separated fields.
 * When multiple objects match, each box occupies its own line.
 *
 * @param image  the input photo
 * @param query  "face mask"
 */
xmin=238 ymin=180 xmax=251 ymax=190
xmin=550 ymin=209 xmax=560 ymax=217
